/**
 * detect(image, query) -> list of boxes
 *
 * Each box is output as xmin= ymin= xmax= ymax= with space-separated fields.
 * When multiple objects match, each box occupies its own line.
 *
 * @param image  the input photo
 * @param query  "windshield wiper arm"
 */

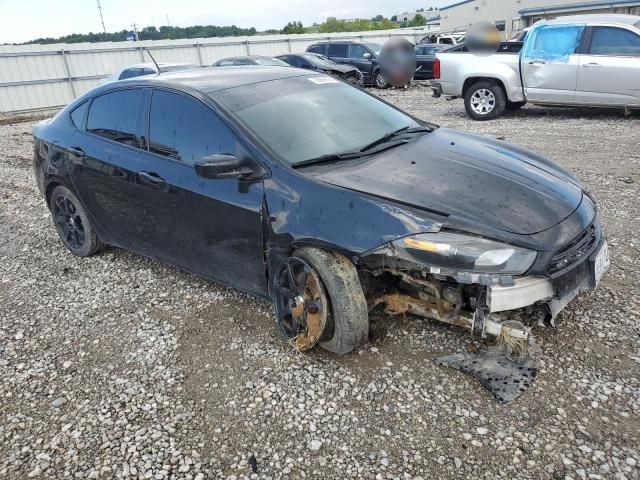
xmin=291 ymin=150 xmax=365 ymax=169
xmin=359 ymin=126 xmax=431 ymax=152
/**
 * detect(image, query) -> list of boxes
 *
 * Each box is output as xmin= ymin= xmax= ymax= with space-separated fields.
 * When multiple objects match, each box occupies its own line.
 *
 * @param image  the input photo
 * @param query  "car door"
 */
xmin=575 ymin=25 xmax=640 ymax=105
xmin=348 ymin=44 xmax=374 ymax=81
xmin=521 ymin=24 xmax=585 ymax=103
xmin=66 ymin=88 xmax=147 ymax=250
xmin=327 ymin=43 xmax=350 ymax=67
xmin=132 ymin=88 xmax=267 ymax=294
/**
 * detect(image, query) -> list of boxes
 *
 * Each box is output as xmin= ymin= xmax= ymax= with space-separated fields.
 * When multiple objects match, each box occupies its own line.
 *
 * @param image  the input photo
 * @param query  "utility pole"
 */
xmin=131 ymin=22 xmax=139 ymax=41
xmin=96 ymin=0 xmax=106 ymax=33
xmin=166 ymin=13 xmax=170 ymax=26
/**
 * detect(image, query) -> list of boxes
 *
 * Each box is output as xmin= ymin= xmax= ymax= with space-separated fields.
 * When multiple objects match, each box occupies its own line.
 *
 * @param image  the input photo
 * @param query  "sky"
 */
xmin=0 ymin=0 xmax=447 ymax=43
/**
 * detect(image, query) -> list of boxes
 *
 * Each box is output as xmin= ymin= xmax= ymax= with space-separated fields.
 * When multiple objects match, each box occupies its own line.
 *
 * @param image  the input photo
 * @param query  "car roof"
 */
xmin=122 ymin=62 xmax=191 ymax=69
xmin=417 ymin=43 xmax=444 ymax=48
xmin=312 ymin=40 xmax=380 ymax=45
xmin=218 ymin=55 xmax=278 ymax=60
xmin=542 ymin=14 xmax=640 ymax=27
xmin=108 ymin=66 xmax=317 ymax=94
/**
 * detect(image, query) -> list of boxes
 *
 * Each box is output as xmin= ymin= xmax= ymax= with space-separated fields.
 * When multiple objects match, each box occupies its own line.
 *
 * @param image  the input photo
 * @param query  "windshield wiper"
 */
xmin=291 ymin=150 xmax=365 ymax=169
xmin=291 ymin=126 xmax=431 ymax=169
xmin=359 ymin=126 xmax=431 ymax=152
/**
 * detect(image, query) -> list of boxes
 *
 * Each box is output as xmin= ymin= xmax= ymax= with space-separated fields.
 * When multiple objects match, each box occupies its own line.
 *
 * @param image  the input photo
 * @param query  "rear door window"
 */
xmin=86 ymin=89 xmax=142 ymax=147
xmin=148 ymin=90 xmax=236 ymax=163
xmin=589 ymin=27 xmax=640 ymax=56
xmin=328 ymin=43 xmax=348 ymax=57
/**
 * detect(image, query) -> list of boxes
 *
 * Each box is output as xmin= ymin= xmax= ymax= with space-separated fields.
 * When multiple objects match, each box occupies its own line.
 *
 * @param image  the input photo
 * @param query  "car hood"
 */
xmin=325 ymin=64 xmax=359 ymax=74
xmin=305 ymin=128 xmax=583 ymax=235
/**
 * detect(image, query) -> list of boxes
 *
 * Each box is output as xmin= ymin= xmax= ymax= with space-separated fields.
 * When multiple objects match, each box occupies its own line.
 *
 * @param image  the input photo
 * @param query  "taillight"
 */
xmin=433 ymin=58 xmax=440 ymax=79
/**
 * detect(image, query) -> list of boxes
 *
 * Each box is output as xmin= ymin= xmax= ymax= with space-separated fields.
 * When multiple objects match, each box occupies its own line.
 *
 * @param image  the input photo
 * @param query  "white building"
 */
xmin=438 ymin=0 xmax=640 ymax=37
xmin=393 ymin=9 xmax=440 ymax=23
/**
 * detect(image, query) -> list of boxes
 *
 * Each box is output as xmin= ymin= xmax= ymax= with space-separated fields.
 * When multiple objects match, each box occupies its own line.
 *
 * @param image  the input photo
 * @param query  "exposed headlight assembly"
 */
xmin=394 ymin=233 xmax=536 ymax=275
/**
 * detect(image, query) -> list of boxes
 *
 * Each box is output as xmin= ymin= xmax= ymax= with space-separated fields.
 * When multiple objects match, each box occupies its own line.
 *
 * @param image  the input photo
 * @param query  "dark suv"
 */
xmin=306 ymin=41 xmax=388 ymax=88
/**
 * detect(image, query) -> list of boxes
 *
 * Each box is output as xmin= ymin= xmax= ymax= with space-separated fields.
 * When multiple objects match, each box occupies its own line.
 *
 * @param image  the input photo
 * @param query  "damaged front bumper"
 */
xmin=358 ymin=226 xmax=609 ymax=342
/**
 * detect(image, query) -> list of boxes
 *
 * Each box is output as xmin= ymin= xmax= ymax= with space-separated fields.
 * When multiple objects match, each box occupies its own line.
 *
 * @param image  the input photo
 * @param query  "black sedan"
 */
xmin=413 ymin=44 xmax=447 ymax=80
xmin=33 ymin=67 xmax=609 ymax=354
xmin=277 ymin=53 xmax=364 ymax=87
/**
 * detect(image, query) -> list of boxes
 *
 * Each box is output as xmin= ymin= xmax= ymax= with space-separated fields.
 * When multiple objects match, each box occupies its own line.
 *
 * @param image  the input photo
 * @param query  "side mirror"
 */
xmin=363 ymin=53 xmax=372 ymax=60
xmin=194 ymin=154 xmax=254 ymax=180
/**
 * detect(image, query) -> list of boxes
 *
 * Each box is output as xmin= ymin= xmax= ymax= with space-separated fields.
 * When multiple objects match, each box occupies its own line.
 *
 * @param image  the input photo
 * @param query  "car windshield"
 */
xmin=365 ymin=43 xmax=382 ymax=56
xmin=213 ymin=76 xmax=418 ymax=165
xmin=255 ymin=57 xmax=289 ymax=66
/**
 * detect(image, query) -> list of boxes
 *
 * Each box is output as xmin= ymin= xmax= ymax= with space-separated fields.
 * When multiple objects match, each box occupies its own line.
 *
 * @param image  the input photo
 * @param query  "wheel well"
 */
xmin=45 ymin=182 xmax=62 ymax=207
xmin=463 ymin=77 xmax=506 ymax=97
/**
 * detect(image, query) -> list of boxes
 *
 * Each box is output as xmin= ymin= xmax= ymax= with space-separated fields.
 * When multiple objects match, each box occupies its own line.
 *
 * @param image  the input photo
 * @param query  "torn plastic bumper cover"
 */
xmin=358 ymin=229 xmax=609 ymax=401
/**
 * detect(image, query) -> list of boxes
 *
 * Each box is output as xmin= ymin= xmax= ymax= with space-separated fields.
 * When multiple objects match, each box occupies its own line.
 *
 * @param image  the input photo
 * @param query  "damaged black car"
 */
xmin=277 ymin=53 xmax=364 ymax=87
xmin=33 ymin=66 xmax=609 ymax=361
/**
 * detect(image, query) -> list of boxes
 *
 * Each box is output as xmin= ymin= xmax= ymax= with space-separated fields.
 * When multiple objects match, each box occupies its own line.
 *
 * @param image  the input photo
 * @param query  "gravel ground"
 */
xmin=1 ymin=84 xmax=639 ymax=480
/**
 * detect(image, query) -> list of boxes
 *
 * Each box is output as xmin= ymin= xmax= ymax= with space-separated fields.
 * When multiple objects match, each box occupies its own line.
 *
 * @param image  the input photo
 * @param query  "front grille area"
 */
xmin=549 ymin=224 xmax=597 ymax=274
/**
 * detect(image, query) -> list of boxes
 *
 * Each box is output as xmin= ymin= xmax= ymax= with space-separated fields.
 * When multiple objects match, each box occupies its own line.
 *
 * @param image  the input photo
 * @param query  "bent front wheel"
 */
xmin=271 ymin=248 xmax=369 ymax=354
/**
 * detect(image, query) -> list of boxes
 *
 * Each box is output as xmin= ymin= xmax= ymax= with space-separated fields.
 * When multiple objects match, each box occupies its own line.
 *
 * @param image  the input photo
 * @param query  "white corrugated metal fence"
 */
xmin=0 ymin=27 xmax=437 ymax=114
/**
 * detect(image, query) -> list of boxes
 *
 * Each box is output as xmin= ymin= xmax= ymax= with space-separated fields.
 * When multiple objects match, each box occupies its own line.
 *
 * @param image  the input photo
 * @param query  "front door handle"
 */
xmin=528 ymin=60 xmax=546 ymax=66
xmin=138 ymin=171 xmax=166 ymax=187
xmin=583 ymin=62 xmax=601 ymax=68
xmin=67 ymin=146 xmax=86 ymax=157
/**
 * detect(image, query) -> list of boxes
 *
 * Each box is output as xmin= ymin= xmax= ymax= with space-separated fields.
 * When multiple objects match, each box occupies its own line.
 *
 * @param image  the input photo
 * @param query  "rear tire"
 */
xmin=464 ymin=81 xmax=507 ymax=120
xmin=273 ymin=248 xmax=369 ymax=355
xmin=49 ymin=185 xmax=102 ymax=257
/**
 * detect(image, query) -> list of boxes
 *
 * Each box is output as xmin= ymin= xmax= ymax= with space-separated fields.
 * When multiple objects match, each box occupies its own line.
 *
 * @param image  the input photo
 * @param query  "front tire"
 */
xmin=464 ymin=81 xmax=507 ymax=120
xmin=272 ymin=248 xmax=369 ymax=355
xmin=49 ymin=185 xmax=102 ymax=257
xmin=373 ymin=70 xmax=389 ymax=89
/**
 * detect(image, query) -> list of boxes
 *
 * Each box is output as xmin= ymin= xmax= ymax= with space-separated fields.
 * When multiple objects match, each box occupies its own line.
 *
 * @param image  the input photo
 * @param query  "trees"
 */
xmin=409 ymin=14 xmax=427 ymax=27
xmin=281 ymin=21 xmax=306 ymax=34
xmin=24 ymin=24 xmax=258 ymax=44
xmin=317 ymin=16 xmax=397 ymax=33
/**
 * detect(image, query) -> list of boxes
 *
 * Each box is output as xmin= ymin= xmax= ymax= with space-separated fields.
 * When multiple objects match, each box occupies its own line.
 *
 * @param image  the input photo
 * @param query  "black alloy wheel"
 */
xmin=53 ymin=193 xmax=86 ymax=250
xmin=49 ymin=185 xmax=102 ymax=257
xmin=272 ymin=257 xmax=328 ymax=351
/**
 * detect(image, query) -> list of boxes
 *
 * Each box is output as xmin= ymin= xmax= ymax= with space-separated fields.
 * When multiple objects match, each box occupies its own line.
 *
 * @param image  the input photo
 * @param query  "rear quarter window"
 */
xmin=70 ymin=101 xmax=89 ymax=129
xmin=307 ymin=45 xmax=325 ymax=54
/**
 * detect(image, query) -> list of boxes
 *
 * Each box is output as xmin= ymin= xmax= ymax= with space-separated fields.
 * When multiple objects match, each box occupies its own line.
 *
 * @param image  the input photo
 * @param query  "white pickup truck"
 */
xmin=431 ymin=14 xmax=640 ymax=120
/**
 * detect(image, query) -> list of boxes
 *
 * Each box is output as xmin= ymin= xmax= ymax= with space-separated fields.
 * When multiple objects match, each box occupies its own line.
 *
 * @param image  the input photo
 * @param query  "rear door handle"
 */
xmin=138 ymin=171 xmax=166 ymax=187
xmin=67 ymin=146 xmax=86 ymax=157
xmin=583 ymin=62 xmax=601 ymax=68
xmin=528 ymin=60 xmax=546 ymax=66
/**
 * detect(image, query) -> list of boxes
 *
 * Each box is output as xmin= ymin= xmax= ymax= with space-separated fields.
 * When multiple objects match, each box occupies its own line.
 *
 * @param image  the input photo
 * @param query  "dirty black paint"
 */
xmin=33 ymin=68 xmax=597 ymax=300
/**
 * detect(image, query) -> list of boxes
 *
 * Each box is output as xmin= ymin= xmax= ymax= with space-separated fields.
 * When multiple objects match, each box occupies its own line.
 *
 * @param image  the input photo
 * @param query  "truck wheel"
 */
xmin=373 ymin=70 xmax=389 ymax=89
xmin=464 ymin=81 xmax=507 ymax=120
xmin=506 ymin=101 xmax=526 ymax=111
xmin=271 ymin=248 xmax=369 ymax=355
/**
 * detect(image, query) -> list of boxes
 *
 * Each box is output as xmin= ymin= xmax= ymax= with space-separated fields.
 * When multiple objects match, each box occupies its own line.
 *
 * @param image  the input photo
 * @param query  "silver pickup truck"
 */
xmin=432 ymin=14 xmax=640 ymax=120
